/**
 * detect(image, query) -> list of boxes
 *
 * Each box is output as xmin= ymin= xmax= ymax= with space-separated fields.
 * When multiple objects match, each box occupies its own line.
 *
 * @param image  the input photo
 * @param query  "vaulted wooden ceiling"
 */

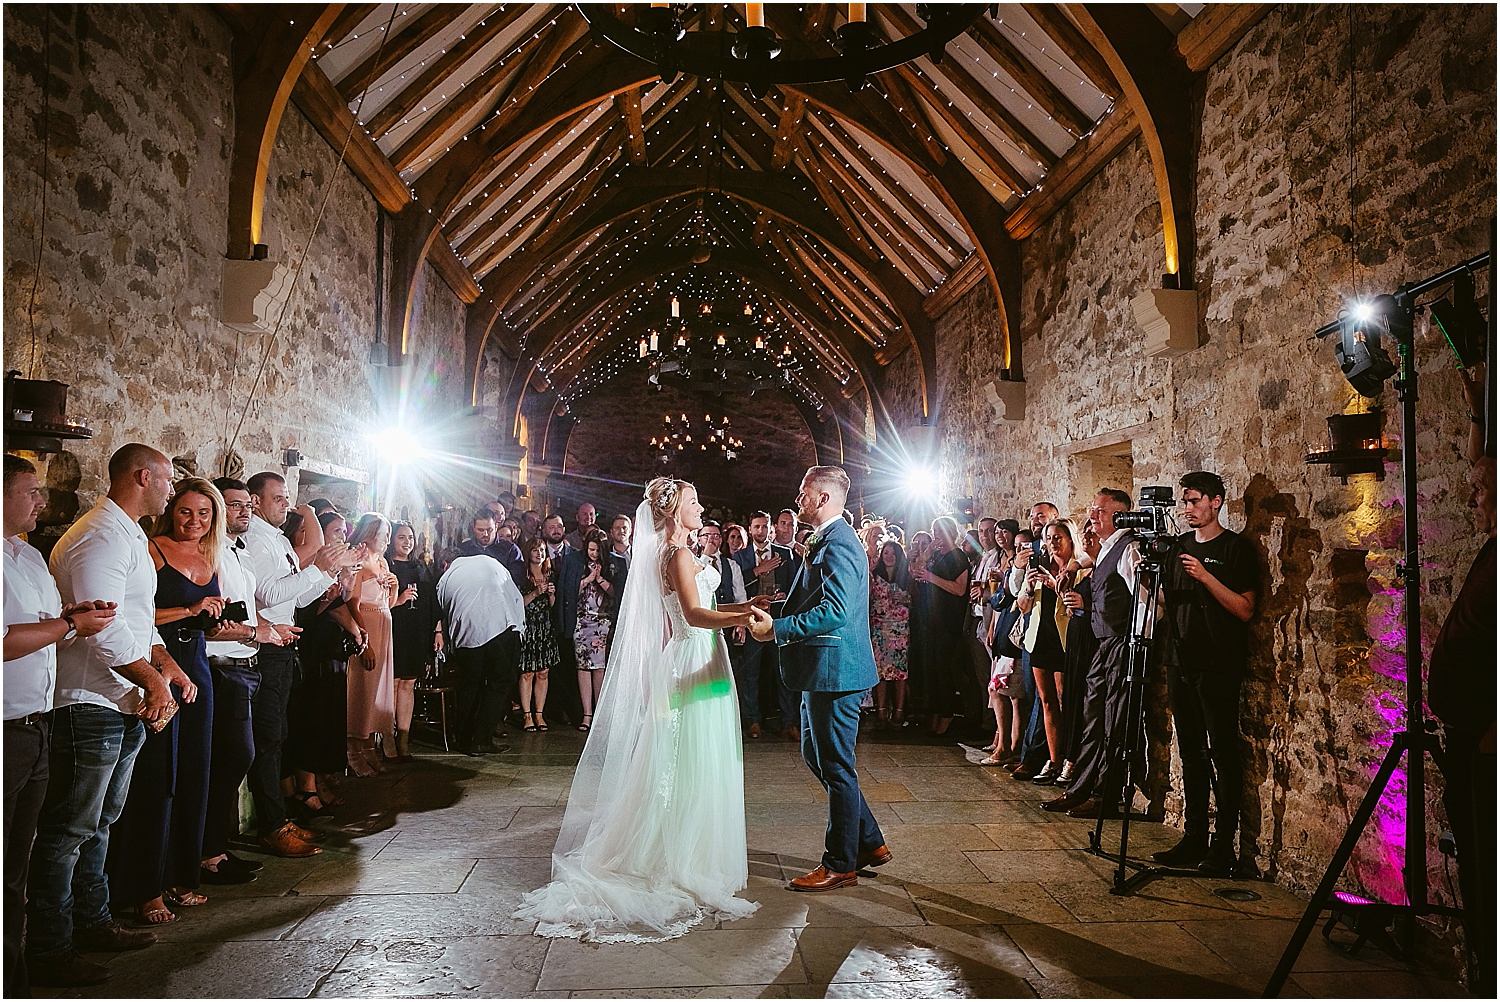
xmin=222 ymin=3 xmax=1268 ymax=428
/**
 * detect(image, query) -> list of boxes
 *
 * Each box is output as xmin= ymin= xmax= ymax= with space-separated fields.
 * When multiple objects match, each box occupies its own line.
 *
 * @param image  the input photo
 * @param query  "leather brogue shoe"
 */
xmin=1066 ymin=798 xmax=1122 ymax=820
xmin=259 ymin=821 xmax=320 ymax=858
xmin=788 ymin=865 xmax=858 ymax=892
xmin=856 ymin=844 xmax=893 ymax=869
xmin=1041 ymin=793 xmax=1083 ymax=813
xmin=73 ymin=919 xmax=156 ymax=952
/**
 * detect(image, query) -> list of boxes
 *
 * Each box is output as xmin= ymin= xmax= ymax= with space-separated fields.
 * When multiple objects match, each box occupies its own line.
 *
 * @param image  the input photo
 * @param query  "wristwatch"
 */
xmin=60 ymin=613 xmax=77 ymax=642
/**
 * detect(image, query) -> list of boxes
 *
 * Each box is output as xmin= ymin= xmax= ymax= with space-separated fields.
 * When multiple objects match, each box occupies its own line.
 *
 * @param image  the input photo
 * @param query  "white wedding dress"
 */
xmin=515 ymin=506 xmax=759 ymax=943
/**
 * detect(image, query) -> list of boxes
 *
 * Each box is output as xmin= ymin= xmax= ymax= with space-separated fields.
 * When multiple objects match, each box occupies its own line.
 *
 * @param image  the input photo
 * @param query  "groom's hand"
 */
xmin=747 ymin=606 xmax=774 ymax=642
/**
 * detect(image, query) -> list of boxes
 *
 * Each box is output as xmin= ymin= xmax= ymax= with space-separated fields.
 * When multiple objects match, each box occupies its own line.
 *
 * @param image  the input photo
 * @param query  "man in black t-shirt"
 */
xmin=1154 ymin=472 xmax=1258 ymax=876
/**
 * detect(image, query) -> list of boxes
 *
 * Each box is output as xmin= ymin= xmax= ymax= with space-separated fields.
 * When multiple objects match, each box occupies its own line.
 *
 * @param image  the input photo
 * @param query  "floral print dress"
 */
xmin=574 ymin=578 xmax=612 ymax=670
xmin=870 ymin=573 xmax=910 ymax=682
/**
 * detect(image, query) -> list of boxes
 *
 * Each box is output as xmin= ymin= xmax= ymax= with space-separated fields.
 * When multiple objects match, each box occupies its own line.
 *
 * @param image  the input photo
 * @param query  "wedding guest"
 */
xmin=564 ymin=503 xmax=598 ymax=551
xmin=734 ymin=511 xmax=798 ymax=740
xmin=725 ymin=523 xmax=748 ymax=560
xmin=286 ymin=510 xmax=358 ymax=815
xmin=498 ymin=519 xmax=520 ymax=543
xmin=3 ymin=456 xmax=116 ymax=994
xmin=1055 ymin=521 xmax=1101 ymax=787
xmin=698 ymin=523 xmax=749 ymax=700
xmin=31 ymin=445 xmax=192 ymax=986
xmin=459 ymin=514 xmax=524 ymax=588
xmin=870 ymin=540 xmax=911 ymax=728
xmin=520 ymin=510 xmax=541 ymax=541
xmin=1014 ymin=518 xmax=1084 ymax=785
xmin=608 ymin=513 xmax=633 ymax=566
xmin=199 ymin=478 xmax=285 ymax=884
xmin=541 ymin=515 xmax=570 ymax=562
xmin=387 ymin=522 xmax=438 ymax=761
xmin=572 ymin=530 xmax=616 ymax=731
xmin=912 ymin=517 xmax=970 ymax=735
xmin=518 ymin=537 xmax=560 ymax=730
xmin=110 ymin=478 xmax=227 ymax=925
xmin=244 ymin=472 xmax=346 ymax=857
xmin=437 ymin=555 xmax=524 ymax=755
xmin=345 ymin=514 xmax=398 ymax=774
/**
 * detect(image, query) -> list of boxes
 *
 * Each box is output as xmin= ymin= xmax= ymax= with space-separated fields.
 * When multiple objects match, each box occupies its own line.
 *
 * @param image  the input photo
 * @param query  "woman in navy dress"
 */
xmin=110 ymin=478 xmax=226 ymax=925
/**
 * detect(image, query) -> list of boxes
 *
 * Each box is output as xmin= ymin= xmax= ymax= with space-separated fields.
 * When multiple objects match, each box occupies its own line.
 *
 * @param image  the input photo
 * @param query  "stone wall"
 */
xmin=2 ymin=5 xmax=491 ymax=551
xmin=887 ymin=1 xmax=1495 ymax=939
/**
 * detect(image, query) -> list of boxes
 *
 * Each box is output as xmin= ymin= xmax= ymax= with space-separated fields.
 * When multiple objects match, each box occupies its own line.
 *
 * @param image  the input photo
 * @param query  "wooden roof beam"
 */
xmin=335 ymin=5 xmax=467 ymax=101
xmin=615 ymin=87 xmax=646 ymax=164
xmin=770 ymin=91 xmax=807 ymax=169
xmin=888 ymin=63 xmax=1034 ymax=195
xmin=810 ymin=112 xmax=965 ymax=258
xmin=364 ymin=5 xmax=530 ymax=139
xmin=1021 ymin=4 xmax=1120 ymax=99
xmin=965 ymin=16 xmax=1095 ymax=138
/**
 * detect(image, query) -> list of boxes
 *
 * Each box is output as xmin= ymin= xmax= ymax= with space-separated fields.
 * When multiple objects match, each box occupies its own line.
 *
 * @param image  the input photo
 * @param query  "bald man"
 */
xmin=30 ymin=444 xmax=196 ymax=987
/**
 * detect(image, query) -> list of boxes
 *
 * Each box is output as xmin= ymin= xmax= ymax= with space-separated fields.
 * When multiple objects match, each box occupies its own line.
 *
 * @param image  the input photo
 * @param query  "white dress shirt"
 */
xmin=1096 ymin=527 xmax=1157 ymax=636
xmin=243 ymin=516 xmax=333 ymax=626
xmin=206 ymin=538 xmax=259 ymax=660
xmin=50 ymin=498 xmax=161 ymax=713
xmin=437 ymin=555 xmax=526 ymax=649
xmin=972 ymin=545 xmax=1001 ymax=635
xmin=703 ymin=552 xmax=747 ymax=604
xmin=4 ymin=535 xmax=64 ymax=718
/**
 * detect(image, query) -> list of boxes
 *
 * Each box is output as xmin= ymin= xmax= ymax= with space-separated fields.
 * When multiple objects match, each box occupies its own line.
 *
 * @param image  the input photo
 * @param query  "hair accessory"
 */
xmin=655 ymin=480 xmax=678 ymax=511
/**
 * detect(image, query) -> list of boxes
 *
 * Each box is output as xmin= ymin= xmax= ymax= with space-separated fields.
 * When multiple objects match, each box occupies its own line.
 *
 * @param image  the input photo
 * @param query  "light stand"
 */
xmin=1263 ymin=252 xmax=1489 ymax=996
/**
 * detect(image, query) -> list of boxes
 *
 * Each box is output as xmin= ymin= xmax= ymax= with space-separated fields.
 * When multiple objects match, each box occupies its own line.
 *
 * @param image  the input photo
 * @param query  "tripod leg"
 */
xmin=1262 ymin=738 xmax=1409 ymax=996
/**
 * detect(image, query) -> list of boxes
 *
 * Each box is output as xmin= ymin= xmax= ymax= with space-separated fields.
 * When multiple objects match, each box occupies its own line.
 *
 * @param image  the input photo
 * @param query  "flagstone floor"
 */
xmin=38 ymin=726 xmax=1465 ymax=999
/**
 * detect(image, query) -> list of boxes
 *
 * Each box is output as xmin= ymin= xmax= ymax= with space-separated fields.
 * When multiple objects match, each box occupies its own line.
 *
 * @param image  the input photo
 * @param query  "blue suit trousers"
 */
xmin=800 ymin=690 xmax=884 ymax=873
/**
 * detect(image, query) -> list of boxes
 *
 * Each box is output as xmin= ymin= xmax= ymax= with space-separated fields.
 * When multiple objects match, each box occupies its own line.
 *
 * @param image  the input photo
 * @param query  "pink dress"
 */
xmin=347 ymin=562 xmax=396 ymax=739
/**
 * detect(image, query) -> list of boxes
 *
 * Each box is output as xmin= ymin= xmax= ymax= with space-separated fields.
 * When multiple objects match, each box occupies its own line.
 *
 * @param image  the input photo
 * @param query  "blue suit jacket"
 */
xmin=734 ymin=542 xmax=796 ymax=599
xmin=772 ymin=517 xmax=877 ymax=693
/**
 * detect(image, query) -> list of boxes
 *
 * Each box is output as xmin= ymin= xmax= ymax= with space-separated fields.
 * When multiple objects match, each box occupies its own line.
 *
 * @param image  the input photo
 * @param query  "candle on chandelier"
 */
xmin=717 ymin=332 xmax=727 ymax=347
xmin=639 ymin=337 xmax=648 ymax=358
xmin=848 ymin=3 xmax=866 ymax=23
xmin=650 ymin=331 xmax=659 ymax=352
xmin=747 ymin=3 xmax=765 ymax=28
xmin=670 ymin=296 xmax=679 ymax=318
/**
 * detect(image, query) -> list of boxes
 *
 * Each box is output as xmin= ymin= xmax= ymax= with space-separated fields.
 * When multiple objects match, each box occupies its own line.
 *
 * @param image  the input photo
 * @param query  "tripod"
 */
xmin=1084 ymin=538 xmax=1197 ymax=895
xmin=1263 ymin=256 xmax=1488 ymax=996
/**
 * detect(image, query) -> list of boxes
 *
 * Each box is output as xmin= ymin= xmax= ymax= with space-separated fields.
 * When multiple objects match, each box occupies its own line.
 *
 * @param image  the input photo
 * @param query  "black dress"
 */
xmin=1060 ymin=573 xmax=1097 ymax=762
xmin=389 ymin=558 xmax=438 ymax=681
xmin=921 ymin=548 xmax=971 ymax=717
xmin=287 ymin=593 xmax=350 ymax=775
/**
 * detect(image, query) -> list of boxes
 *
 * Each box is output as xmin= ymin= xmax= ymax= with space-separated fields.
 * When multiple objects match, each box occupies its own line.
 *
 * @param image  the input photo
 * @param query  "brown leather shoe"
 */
xmin=259 ymin=821 xmax=320 ymax=857
xmin=73 ymin=919 xmax=156 ymax=952
xmin=1067 ymin=798 xmax=1121 ymax=820
xmin=781 ymin=726 xmax=800 ymax=742
xmin=26 ymin=948 xmax=111 ymax=987
xmin=856 ymin=844 xmax=893 ymax=869
xmin=748 ymin=722 xmax=761 ymax=739
xmin=288 ymin=821 xmax=322 ymax=843
xmin=788 ymin=865 xmax=858 ymax=892
xmin=1042 ymin=793 xmax=1085 ymax=813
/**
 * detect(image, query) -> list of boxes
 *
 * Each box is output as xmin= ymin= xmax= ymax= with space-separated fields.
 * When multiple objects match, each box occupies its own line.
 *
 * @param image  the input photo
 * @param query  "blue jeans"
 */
xmin=801 ymin=690 xmax=883 ymax=873
xmin=27 ymin=704 xmax=145 ymax=956
xmin=1018 ymin=648 xmax=1049 ymax=770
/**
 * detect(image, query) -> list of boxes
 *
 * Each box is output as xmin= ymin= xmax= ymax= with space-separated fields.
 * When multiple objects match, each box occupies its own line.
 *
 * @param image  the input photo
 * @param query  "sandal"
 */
xmin=524 ymin=712 xmax=539 ymax=733
xmin=578 ymin=714 xmax=593 ymax=732
xmin=164 ymin=889 xmax=208 ymax=907
xmin=536 ymin=717 xmax=548 ymax=732
xmin=138 ymin=902 xmax=177 ymax=925
xmin=294 ymin=791 xmax=333 ymax=817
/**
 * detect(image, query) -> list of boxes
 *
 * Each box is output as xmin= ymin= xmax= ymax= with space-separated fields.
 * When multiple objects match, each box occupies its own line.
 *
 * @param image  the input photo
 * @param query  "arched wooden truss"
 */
xmin=217 ymin=2 xmax=1271 ymax=445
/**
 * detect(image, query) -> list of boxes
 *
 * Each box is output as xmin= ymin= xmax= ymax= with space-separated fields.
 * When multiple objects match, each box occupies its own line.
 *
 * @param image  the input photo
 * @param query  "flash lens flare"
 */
xmin=373 ymin=426 xmax=426 ymax=466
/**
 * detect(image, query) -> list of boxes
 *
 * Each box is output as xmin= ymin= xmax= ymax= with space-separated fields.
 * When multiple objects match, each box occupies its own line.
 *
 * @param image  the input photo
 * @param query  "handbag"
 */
xmin=992 ymin=603 xmax=1024 ymax=659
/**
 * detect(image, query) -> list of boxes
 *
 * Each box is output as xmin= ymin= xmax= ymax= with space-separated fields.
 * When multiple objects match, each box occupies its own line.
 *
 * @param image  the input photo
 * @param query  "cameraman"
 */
xmin=1154 ymin=472 xmax=1257 ymax=876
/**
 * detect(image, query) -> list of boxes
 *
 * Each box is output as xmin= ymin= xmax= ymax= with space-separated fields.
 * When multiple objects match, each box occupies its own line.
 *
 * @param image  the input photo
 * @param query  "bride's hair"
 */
xmin=644 ymin=477 xmax=692 ymax=536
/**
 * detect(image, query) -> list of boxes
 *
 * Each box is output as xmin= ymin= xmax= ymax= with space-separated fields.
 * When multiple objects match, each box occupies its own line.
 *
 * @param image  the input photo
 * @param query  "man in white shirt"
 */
xmin=242 ymin=471 xmax=349 ymax=857
xmin=198 ymin=478 xmax=294 ymax=884
xmin=2 ymin=456 xmax=115 ymax=994
xmin=698 ymin=521 xmax=749 ymax=677
xmin=437 ymin=555 xmax=524 ymax=755
xmin=30 ymin=444 xmax=194 ymax=986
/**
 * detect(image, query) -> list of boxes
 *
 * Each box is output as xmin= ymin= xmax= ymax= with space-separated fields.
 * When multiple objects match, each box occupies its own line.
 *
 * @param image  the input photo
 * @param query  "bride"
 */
xmin=515 ymin=477 xmax=772 ymax=943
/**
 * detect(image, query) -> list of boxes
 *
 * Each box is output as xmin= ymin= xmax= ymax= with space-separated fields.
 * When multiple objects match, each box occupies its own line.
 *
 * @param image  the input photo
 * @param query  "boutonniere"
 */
xmin=806 ymin=529 xmax=828 ymax=556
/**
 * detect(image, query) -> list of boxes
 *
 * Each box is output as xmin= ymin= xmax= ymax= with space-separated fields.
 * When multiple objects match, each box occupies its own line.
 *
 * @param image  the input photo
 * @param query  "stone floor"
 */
xmin=38 ymin=725 xmax=1465 ymax=999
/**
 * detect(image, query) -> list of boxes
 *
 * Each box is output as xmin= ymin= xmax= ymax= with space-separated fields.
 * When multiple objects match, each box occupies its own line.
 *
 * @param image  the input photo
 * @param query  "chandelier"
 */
xmin=581 ymin=4 xmax=989 ymax=97
xmin=651 ymin=409 xmax=743 ymax=463
xmin=640 ymin=296 xmax=803 ymax=397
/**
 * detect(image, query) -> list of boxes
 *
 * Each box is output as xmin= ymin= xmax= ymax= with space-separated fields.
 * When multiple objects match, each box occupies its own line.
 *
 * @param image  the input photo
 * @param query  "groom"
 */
xmin=750 ymin=466 xmax=890 ymax=891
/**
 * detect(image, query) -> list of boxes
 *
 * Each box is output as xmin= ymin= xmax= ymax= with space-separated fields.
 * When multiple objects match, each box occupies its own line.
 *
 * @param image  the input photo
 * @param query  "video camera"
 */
xmin=1111 ymin=486 xmax=1178 ymax=562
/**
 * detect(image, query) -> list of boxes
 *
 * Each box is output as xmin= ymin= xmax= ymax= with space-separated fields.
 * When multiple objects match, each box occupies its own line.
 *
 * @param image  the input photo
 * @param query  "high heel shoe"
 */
xmin=524 ymin=712 xmax=540 ymax=733
xmin=578 ymin=713 xmax=593 ymax=732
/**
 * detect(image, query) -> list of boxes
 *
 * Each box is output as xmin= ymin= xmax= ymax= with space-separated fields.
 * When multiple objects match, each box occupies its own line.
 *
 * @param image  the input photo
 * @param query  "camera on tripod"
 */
xmin=1111 ymin=486 xmax=1178 ymax=560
